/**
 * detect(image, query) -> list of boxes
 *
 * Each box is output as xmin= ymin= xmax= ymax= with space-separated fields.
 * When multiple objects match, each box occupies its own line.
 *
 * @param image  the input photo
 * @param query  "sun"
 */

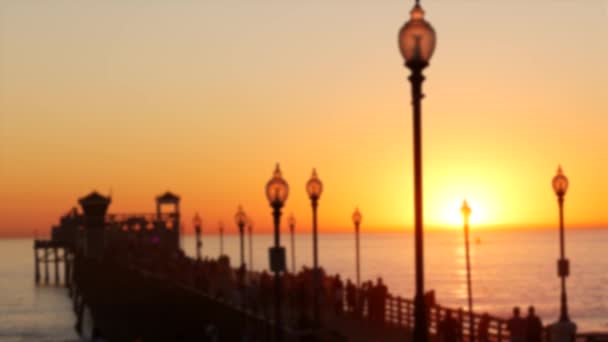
xmin=433 ymin=198 xmax=490 ymax=228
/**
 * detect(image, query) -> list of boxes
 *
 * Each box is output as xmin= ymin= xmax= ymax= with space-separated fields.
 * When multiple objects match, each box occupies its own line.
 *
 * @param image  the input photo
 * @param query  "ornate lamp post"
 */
xmin=288 ymin=213 xmax=296 ymax=273
xmin=235 ymin=206 xmax=248 ymax=270
xmin=352 ymin=207 xmax=362 ymax=288
xmin=219 ymin=222 xmax=225 ymax=257
xmin=398 ymin=2 xmax=436 ymax=341
xmin=193 ymin=213 xmax=203 ymax=261
xmin=461 ymin=200 xmax=474 ymax=341
xmin=306 ymin=168 xmax=323 ymax=328
xmin=552 ymin=166 xmax=571 ymax=322
xmin=266 ymin=164 xmax=289 ymax=342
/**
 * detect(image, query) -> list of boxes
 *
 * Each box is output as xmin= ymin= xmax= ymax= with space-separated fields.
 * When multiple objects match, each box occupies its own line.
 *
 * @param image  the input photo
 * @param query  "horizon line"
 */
xmin=3 ymin=224 xmax=607 ymax=239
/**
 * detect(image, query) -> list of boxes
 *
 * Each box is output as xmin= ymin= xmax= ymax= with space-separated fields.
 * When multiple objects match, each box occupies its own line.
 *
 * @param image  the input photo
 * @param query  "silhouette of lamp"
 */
xmin=193 ymin=213 xmax=203 ymax=261
xmin=460 ymin=200 xmax=475 ymax=341
xmin=398 ymin=1 xmax=436 ymax=341
xmin=247 ymin=218 xmax=254 ymax=271
xmin=219 ymin=222 xmax=224 ymax=257
xmin=306 ymin=168 xmax=323 ymax=328
xmin=288 ymin=213 xmax=296 ymax=273
xmin=352 ymin=207 xmax=362 ymax=288
xmin=234 ymin=205 xmax=247 ymax=270
xmin=265 ymin=163 xmax=289 ymax=342
xmin=552 ymin=165 xmax=571 ymax=323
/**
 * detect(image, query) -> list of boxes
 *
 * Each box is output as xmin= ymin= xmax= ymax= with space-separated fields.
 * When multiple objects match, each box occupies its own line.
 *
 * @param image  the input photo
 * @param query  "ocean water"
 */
xmin=0 ymin=239 xmax=78 ymax=342
xmin=0 ymin=229 xmax=607 ymax=341
xmin=181 ymin=228 xmax=608 ymax=332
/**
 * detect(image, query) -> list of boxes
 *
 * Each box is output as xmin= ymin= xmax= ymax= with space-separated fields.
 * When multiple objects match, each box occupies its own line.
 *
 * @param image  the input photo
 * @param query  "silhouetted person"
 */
xmin=375 ymin=277 xmax=388 ymax=325
xmin=525 ymin=306 xmax=543 ymax=342
xmin=477 ymin=312 xmax=490 ymax=342
xmin=438 ymin=309 xmax=462 ymax=342
xmin=363 ymin=281 xmax=373 ymax=321
xmin=346 ymin=279 xmax=356 ymax=314
xmin=333 ymin=275 xmax=344 ymax=316
xmin=507 ymin=307 xmax=526 ymax=342
xmin=425 ymin=290 xmax=437 ymax=308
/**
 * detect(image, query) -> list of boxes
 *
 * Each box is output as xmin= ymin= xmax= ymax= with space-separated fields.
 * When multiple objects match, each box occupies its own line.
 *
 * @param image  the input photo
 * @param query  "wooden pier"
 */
xmin=33 ymin=240 xmax=73 ymax=286
xmin=32 ymin=190 xmax=608 ymax=341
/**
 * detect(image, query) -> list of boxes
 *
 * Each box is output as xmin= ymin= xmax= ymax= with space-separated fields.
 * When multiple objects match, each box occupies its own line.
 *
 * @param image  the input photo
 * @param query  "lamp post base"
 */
xmin=549 ymin=320 xmax=576 ymax=342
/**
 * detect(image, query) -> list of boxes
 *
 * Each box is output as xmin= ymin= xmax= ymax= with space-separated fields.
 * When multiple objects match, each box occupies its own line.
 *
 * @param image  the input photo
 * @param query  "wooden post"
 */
xmin=434 ymin=307 xmax=441 ymax=334
xmin=497 ymin=321 xmax=503 ymax=341
xmin=34 ymin=247 xmax=40 ymax=283
xmin=397 ymin=297 xmax=403 ymax=327
xmin=44 ymin=248 xmax=49 ymax=284
xmin=458 ymin=308 xmax=464 ymax=341
xmin=406 ymin=301 xmax=412 ymax=329
xmin=54 ymin=247 xmax=60 ymax=284
xmin=63 ymin=249 xmax=70 ymax=287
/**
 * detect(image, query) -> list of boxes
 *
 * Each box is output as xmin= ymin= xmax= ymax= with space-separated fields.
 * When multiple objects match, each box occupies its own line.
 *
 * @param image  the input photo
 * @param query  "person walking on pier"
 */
xmin=525 ymin=306 xmax=543 ymax=342
xmin=333 ymin=275 xmax=344 ymax=316
xmin=478 ymin=312 xmax=491 ymax=342
xmin=507 ymin=307 xmax=526 ymax=342
xmin=438 ymin=309 xmax=462 ymax=342
xmin=375 ymin=277 xmax=388 ymax=326
xmin=346 ymin=279 xmax=356 ymax=315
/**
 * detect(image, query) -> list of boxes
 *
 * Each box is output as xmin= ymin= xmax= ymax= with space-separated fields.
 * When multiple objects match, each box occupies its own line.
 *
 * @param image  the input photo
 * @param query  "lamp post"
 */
xmin=193 ymin=212 xmax=203 ymax=261
xmin=398 ymin=2 xmax=436 ymax=341
xmin=461 ymin=200 xmax=474 ymax=341
xmin=552 ymin=166 xmax=571 ymax=322
xmin=219 ymin=222 xmax=224 ymax=257
xmin=288 ymin=213 xmax=296 ymax=273
xmin=352 ymin=207 xmax=362 ymax=288
xmin=248 ymin=219 xmax=254 ymax=271
xmin=266 ymin=164 xmax=289 ymax=342
xmin=306 ymin=168 xmax=323 ymax=328
xmin=235 ymin=206 xmax=247 ymax=270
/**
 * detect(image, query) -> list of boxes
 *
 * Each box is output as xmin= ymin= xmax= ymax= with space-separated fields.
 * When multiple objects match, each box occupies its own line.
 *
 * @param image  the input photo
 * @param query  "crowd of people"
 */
xmin=435 ymin=306 xmax=544 ymax=342
xmin=125 ymin=247 xmax=547 ymax=341
xmin=127 ymin=247 xmax=393 ymax=329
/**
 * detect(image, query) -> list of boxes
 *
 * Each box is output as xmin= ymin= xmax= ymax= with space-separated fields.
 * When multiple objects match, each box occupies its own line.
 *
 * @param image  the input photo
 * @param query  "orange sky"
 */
xmin=0 ymin=1 xmax=606 ymax=237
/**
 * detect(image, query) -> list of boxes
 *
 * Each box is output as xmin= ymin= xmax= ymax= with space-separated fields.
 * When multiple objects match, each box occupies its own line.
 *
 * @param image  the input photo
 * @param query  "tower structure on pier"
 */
xmin=156 ymin=191 xmax=181 ymax=251
xmin=79 ymin=191 xmax=111 ymax=260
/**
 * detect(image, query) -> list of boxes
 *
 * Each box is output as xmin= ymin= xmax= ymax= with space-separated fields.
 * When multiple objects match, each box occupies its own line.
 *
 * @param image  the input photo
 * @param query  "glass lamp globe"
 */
xmin=288 ymin=213 xmax=296 ymax=227
xmin=352 ymin=207 xmax=362 ymax=226
xmin=235 ymin=206 xmax=247 ymax=226
xmin=398 ymin=4 xmax=437 ymax=65
xmin=461 ymin=200 xmax=472 ymax=218
xmin=552 ymin=165 xmax=569 ymax=197
xmin=266 ymin=164 xmax=289 ymax=207
xmin=306 ymin=168 xmax=323 ymax=200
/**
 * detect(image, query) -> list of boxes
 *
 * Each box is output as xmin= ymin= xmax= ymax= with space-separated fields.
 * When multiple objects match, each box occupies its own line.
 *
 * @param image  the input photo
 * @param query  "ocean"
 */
xmin=1 ymin=229 xmax=607 ymax=341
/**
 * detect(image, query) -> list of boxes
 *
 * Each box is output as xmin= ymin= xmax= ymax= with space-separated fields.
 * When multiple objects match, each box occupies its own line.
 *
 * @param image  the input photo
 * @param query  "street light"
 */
xmin=460 ymin=200 xmax=474 ymax=341
xmin=248 ymin=218 xmax=254 ymax=271
xmin=266 ymin=163 xmax=289 ymax=342
xmin=193 ymin=212 xmax=203 ymax=261
xmin=552 ymin=166 xmax=571 ymax=323
xmin=398 ymin=2 xmax=436 ymax=341
xmin=219 ymin=221 xmax=225 ymax=257
xmin=288 ymin=213 xmax=296 ymax=273
xmin=235 ymin=205 xmax=248 ymax=270
xmin=352 ymin=207 xmax=362 ymax=288
xmin=306 ymin=168 xmax=323 ymax=328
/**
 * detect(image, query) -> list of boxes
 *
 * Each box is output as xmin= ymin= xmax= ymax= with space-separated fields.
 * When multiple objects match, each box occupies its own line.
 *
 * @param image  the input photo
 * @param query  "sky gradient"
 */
xmin=1 ymin=0 xmax=607 ymax=237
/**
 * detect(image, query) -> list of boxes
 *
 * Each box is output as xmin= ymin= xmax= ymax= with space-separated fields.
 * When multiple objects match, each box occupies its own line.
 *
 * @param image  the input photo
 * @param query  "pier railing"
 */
xmin=384 ymin=294 xmax=509 ymax=341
